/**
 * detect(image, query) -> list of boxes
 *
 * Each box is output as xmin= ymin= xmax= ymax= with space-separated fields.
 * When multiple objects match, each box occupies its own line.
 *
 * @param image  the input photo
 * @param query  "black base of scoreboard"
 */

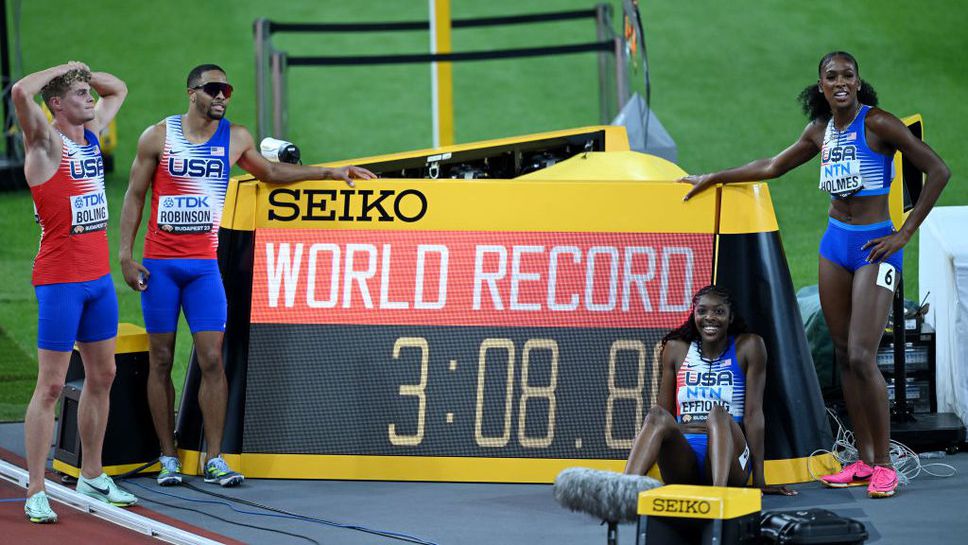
xmin=54 ymin=350 xmax=160 ymax=476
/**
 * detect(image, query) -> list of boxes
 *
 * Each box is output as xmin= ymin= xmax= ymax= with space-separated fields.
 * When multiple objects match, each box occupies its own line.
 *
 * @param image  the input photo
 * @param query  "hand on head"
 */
xmin=65 ymin=60 xmax=91 ymax=74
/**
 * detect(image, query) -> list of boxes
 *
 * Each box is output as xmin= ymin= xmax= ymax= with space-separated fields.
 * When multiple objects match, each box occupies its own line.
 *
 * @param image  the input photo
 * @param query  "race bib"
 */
xmin=157 ymin=194 xmax=214 ymax=234
xmin=677 ymin=388 xmax=734 ymax=423
xmin=70 ymin=190 xmax=108 ymax=234
xmin=876 ymin=262 xmax=898 ymax=292
xmin=738 ymin=443 xmax=750 ymax=470
xmin=819 ymin=159 xmax=863 ymax=197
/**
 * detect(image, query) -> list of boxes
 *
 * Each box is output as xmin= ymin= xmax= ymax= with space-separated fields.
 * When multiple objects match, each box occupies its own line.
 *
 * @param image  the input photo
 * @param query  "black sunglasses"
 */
xmin=192 ymin=81 xmax=234 ymax=98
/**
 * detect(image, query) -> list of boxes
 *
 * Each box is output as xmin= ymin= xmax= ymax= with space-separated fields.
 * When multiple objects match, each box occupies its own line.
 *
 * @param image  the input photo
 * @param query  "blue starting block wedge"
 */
xmin=636 ymin=485 xmax=761 ymax=545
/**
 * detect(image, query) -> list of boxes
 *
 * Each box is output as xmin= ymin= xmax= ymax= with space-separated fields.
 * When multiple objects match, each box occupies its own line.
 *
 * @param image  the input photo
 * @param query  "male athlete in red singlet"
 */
xmin=13 ymin=61 xmax=136 ymax=524
xmin=118 ymin=64 xmax=375 ymax=487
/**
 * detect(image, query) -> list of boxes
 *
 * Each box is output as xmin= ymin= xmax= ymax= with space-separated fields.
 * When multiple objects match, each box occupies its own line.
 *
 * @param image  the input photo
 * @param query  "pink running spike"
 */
xmin=867 ymin=465 xmax=899 ymax=498
xmin=820 ymin=460 xmax=874 ymax=488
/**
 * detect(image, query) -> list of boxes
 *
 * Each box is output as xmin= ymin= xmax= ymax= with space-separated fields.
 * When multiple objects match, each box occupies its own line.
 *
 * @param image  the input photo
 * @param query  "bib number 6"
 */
xmin=876 ymin=263 xmax=897 ymax=292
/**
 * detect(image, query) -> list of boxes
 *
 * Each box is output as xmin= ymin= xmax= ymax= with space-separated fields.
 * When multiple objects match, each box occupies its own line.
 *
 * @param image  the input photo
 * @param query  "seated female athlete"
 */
xmin=625 ymin=285 xmax=794 ymax=495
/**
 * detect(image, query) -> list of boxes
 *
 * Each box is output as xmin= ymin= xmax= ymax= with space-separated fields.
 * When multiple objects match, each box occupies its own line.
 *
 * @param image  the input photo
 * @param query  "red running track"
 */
xmin=0 ymin=447 xmax=244 ymax=544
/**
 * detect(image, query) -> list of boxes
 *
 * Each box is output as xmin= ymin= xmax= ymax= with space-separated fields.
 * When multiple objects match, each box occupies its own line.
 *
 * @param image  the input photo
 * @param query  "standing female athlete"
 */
xmin=680 ymin=51 xmax=950 ymax=498
xmin=625 ymin=286 xmax=795 ymax=495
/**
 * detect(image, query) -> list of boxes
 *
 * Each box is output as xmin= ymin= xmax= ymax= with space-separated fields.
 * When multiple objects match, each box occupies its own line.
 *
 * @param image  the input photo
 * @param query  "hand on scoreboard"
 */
xmin=324 ymin=165 xmax=377 ymax=188
xmin=678 ymin=174 xmax=716 ymax=201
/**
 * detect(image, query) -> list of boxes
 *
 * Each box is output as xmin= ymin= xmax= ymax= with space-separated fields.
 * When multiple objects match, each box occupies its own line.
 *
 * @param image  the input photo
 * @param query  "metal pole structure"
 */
xmin=613 ymin=36 xmax=628 ymax=113
xmin=1 ymin=0 xmax=14 ymax=157
xmin=891 ymin=277 xmax=914 ymax=421
xmin=254 ymin=18 xmax=270 ymax=143
xmin=594 ymin=3 xmax=611 ymax=124
xmin=270 ymin=51 xmax=287 ymax=139
xmin=429 ymin=0 xmax=454 ymax=148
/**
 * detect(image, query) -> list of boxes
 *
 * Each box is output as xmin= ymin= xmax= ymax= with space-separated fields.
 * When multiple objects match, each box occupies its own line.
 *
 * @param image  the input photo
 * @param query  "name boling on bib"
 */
xmin=70 ymin=190 xmax=108 ymax=234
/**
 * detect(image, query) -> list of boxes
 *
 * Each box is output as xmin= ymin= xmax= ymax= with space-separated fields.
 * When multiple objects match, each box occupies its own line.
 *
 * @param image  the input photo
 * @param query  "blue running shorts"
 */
xmin=683 ymin=432 xmax=751 ymax=483
xmin=35 ymin=273 xmax=118 ymax=351
xmin=819 ymin=217 xmax=903 ymax=273
xmin=683 ymin=433 xmax=710 ymax=477
xmin=141 ymin=258 xmax=227 ymax=334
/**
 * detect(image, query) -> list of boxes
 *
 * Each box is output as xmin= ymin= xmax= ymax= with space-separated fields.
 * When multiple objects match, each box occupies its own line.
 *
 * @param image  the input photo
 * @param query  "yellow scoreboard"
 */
xmin=174 ymin=127 xmax=836 ymax=483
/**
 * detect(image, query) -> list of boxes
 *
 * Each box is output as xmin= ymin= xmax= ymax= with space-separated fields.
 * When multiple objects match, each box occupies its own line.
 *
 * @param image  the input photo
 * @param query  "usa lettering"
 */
xmin=69 ymin=157 xmax=104 ymax=180
xmin=168 ymin=157 xmax=225 ymax=178
xmin=822 ymin=145 xmax=856 ymax=162
xmin=683 ymin=369 xmax=734 ymax=387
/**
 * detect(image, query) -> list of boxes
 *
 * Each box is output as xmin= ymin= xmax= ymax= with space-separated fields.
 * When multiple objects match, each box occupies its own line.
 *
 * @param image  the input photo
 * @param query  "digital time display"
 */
xmin=184 ymin=145 xmax=834 ymax=484
xmin=242 ymin=227 xmax=713 ymax=460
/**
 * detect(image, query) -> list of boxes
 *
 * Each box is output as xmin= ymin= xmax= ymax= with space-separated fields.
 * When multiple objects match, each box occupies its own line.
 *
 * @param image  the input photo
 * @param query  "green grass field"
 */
xmin=0 ymin=0 xmax=964 ymax=421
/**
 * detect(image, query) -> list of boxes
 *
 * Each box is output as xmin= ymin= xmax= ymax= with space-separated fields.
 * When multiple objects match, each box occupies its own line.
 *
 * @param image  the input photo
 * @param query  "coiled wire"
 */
xmin=808 ymin=408 xmax=957 ymax=486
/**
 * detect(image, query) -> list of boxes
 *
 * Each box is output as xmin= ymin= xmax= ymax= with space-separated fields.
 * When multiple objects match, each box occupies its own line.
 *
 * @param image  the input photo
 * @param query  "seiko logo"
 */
xmin=822 ymin=144 xmax=857 ymax=163
xmin=168 ymin=157 xmax=225 ymax=178
xmin=651 ymin=498 xmax=711 ymax=515
xmin=267 ymin=188 xmax=428 ymax=223
xmin=69 ymin=157 xmax=104 ymax=180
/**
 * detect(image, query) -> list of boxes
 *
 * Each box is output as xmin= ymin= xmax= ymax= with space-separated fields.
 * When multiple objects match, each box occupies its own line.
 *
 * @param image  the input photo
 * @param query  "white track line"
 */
xmin=0 ymin=459 xmax=226 ymax=545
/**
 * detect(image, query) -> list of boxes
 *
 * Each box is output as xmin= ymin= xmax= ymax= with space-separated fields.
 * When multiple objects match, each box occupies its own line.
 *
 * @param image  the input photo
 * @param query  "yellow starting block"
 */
xmin=637 ymin=485 xmax=761 ymax=545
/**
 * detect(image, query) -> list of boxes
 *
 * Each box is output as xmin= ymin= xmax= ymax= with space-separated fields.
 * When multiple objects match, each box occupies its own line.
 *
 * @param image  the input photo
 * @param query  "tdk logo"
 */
xmin=69 ymin=157 xmax=104 ymax=180
xmin=822 ymin=145 xmax=857 ymax=163
xmin=163 ymin=195 xmax=210 ymax=208
xmin=168 ymin=157 xmax=225 ymax=178
xmin=73 ymin=193 xmax=106 ymax=208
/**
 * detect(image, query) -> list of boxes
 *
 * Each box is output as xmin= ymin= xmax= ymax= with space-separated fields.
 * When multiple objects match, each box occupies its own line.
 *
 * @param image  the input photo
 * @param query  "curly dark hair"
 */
xmin=661 ymin=285 xmax=750 ymax=347
xmin=797 ymin=51 xmax=879 ymax=122
xmin=41 ymin=68 xmax=91 ymax=110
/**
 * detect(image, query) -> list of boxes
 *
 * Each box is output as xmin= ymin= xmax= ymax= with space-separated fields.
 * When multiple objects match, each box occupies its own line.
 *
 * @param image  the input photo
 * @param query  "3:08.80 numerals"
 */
xmin=387 ymin=336 xmax=662 ymax=451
